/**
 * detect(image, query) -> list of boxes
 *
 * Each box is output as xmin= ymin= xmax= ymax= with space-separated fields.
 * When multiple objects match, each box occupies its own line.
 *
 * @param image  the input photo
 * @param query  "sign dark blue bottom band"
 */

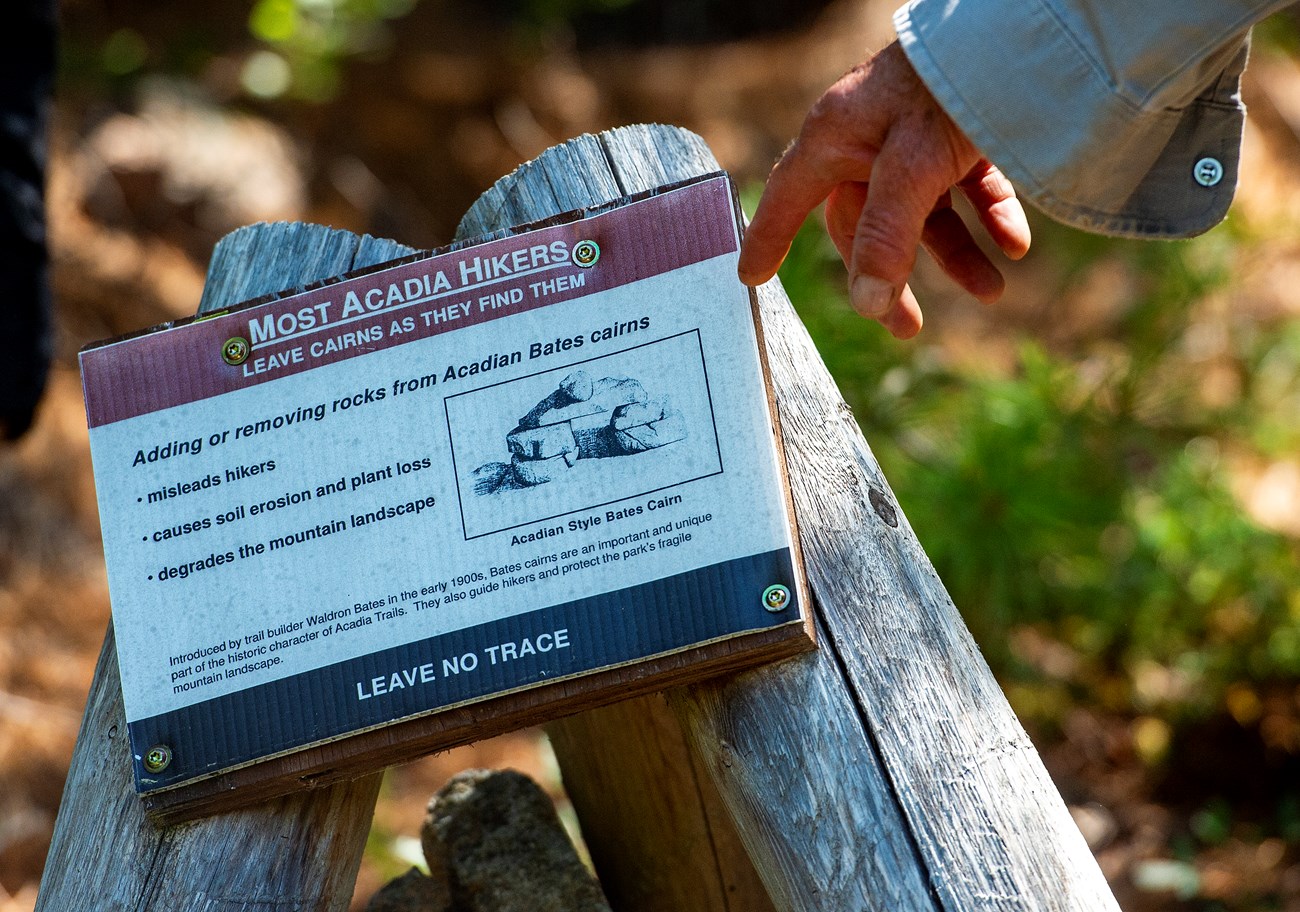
xmin=130 ymin=548 xmax=798 ymax=790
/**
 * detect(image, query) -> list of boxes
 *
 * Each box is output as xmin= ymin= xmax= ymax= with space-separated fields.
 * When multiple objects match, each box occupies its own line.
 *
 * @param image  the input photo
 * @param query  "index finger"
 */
xmin=738 ymin=138 xmax=863 ymax=286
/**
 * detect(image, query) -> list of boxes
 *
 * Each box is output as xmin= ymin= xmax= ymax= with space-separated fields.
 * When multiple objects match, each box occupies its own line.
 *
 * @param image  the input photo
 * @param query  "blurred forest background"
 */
xmin=2 ymin=0 xmax=1300 ymax=909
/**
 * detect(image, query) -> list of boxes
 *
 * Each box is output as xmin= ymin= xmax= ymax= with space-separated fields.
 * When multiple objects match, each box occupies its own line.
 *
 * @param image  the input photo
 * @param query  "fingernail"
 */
xmin=851 ymin=275 xmax=895 ymax=317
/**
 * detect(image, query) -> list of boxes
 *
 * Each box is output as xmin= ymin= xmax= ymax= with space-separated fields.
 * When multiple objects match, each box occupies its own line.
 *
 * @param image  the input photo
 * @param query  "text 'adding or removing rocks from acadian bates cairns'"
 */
xmin=128 ymin=312 xmax=653 ymax=473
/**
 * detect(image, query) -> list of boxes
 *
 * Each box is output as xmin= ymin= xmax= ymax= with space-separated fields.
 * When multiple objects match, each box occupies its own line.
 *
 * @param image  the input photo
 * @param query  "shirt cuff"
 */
xmin=894 ymin=0 xmax=1242 ymax=238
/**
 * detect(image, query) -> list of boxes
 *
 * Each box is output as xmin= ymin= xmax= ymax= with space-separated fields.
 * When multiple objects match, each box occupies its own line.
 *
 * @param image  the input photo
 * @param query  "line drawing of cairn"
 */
xmin=472 ymin=369 xmax=687 ymax=495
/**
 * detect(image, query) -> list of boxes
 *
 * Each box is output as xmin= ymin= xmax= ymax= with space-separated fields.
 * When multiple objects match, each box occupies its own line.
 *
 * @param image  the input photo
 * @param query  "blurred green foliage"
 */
xmin=767 ymin=194 xmax=1300 ymax=733
xmin=64 ymin=0 xmax=422 ymax=103
xmin=76 ymin=0 xmax=832 ymax=103
xmin=246 ymin=0 xmax=418 ymax=100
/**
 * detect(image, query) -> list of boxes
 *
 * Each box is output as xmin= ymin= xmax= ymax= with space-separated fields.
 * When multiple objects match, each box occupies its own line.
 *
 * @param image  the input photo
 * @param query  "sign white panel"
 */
xmin=81 ymin=175 xmax=807 ymax=792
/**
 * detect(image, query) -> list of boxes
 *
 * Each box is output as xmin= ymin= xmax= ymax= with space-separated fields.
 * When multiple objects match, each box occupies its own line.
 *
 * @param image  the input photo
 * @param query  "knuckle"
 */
xmin=804 ymin=92 xmax=845 ymax=135
xmin=984 ymin=169 xmax=1016 ymax=200
xmin=961 ymin=162 xmax=1015 ymax=201
xmin=853 ymin=217 xmax=917 ymax=273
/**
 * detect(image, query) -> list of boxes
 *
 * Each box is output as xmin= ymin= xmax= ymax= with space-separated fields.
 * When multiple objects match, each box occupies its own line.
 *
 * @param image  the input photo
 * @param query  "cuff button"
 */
xmin=1194 ymin=157 xmax=1224 ymax=188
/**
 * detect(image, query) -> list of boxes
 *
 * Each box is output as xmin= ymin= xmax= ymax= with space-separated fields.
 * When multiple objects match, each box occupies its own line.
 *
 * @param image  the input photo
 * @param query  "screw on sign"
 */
xmin=573 ymin=240 xmax=601 ymax=267
xmin=222 ymin=336 xmax=250 ymax=366
xmin=763 ymin=584 xmax=790 ymax=613
xmin=143 ymin=744 xmax=172 ymax=773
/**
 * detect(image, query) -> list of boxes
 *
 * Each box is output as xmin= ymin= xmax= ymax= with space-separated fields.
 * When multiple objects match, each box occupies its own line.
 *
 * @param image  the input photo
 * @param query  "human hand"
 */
xmin=737 ymin=41 xmax=1031 ymax=339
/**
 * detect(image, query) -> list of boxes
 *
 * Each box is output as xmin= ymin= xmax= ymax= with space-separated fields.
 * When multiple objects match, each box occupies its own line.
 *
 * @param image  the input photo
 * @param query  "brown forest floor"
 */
xmin=4 ymin=0 xmax=1300 ymax=909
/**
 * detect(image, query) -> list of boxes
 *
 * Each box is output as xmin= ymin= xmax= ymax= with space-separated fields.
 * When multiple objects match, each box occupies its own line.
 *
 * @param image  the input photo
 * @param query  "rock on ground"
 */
xmin=364 ymin=867 xmax=451 ymax=912
xmin=421 ymin=769 xmax=612 ymax=912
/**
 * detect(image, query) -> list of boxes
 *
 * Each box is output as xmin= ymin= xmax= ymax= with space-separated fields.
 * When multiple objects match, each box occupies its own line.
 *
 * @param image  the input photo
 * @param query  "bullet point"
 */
xmin=137 ymin=497 xmax=142 ymax=503
xmin=148 ymin=575 xmax=153 ymax=580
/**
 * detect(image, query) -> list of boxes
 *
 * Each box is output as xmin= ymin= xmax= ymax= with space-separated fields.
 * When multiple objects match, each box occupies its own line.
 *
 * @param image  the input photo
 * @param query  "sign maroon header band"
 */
xmin=80 ymin=177 xmax=739 ymax=429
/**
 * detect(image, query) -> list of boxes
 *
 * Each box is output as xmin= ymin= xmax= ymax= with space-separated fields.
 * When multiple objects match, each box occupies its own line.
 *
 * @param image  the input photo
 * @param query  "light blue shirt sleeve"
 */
xmin=894 ymin=0 xmax=1291 ymax=237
